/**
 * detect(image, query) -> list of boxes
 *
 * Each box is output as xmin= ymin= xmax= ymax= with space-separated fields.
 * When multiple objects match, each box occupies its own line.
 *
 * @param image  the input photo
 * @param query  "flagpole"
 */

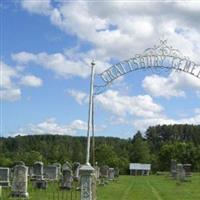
xmin=86 ymin=61 xmax=95 ymax=165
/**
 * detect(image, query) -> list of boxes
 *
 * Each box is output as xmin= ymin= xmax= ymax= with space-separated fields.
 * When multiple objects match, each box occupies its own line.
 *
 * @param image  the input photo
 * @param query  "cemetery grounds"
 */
xmin=1 ymin=174 xmax=200 ymax=200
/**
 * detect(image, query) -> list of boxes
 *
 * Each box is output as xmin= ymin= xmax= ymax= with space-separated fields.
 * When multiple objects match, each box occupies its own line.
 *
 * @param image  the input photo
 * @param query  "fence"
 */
xmin=0 ymin=181 xmax=80 ymax=200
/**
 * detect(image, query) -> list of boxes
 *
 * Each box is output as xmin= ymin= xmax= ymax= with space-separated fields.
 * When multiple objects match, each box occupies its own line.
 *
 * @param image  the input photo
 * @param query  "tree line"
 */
xmin=0 ymin=124 xmax=200 ymax=174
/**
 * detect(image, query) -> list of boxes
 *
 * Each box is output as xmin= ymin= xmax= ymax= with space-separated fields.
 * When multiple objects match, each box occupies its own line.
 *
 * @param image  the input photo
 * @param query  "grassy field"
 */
xmin=97 ymin=174 xmax=200 ymax=200
xmin=1 ymin=174 xmax=200 ymax=200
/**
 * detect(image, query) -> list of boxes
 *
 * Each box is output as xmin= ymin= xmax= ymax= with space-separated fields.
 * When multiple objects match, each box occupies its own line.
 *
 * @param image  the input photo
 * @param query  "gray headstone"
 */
xmin=28 ymin=166 xmax=34 ymax=178
xmin=11 ymin=164 xmax=29 ymax=198
xmin=99 ymin=165 xmax=109 ymax=185
xmin=61 ymin=167 xmax=73 ymax=190
xmin=177 ymin=164 xmax=185 ymax=182
xmin=32 ymin=162 xmax=47 ymax=189
xmin=108 ymin=168 xmax=115 ymax=181
xmin=44 ymin=165 xmax=59 ymax=181
xmin=170 ymin=159 xmax=177 ymax=178
xmin=33 ymin=161 xmax=44 ymax=180
xmin=0 ymin=167 xmax=10 ymax=187
xmin=73 ymin=162 xmax=81 ymax=181
xmin=94 ymin=166 xmax=100 ymax=179
xmin=114 ymin=168 xmax=119 ymax=178
xmin=100 ymin=166 xmax=109 ymax=178
xmin=53 ymin=163 xmax=62 ymax=176
xmin=62 ymin=162 xmax=72 ymax=171
xmin=183 ymin=164 xmax=192 ymax=177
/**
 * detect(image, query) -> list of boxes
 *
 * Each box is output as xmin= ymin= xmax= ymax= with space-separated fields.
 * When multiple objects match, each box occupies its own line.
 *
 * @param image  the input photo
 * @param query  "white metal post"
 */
xmin=86 ymin=61 xmax=96 ymax=165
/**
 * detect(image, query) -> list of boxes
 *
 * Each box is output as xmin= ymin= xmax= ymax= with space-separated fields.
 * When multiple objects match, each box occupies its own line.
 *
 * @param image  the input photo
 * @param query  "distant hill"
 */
xmin=0 ymin=124 xmax=200 ymax=173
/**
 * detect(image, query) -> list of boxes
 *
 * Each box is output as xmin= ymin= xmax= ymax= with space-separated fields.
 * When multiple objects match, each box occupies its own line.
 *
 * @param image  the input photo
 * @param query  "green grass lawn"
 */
xmin=1 ymin=174 xmax=200 ymax=200
xmin=97 ymin=174 xmax=200 ymax=200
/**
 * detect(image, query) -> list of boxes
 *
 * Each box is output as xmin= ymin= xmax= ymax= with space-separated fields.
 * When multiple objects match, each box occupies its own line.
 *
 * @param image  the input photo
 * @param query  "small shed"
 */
xmin=129 ymin=163 xmax=151 ymax=176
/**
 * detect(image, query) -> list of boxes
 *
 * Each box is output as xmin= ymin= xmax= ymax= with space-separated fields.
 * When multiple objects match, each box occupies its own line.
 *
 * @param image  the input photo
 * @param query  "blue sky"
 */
xmin=1 ymin=1 xmax=200 ymax=138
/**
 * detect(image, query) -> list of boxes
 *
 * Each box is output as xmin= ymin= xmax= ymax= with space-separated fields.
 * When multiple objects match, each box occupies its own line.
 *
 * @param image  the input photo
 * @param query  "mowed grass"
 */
xmin=97 ymin=174 xmax=200 ymax=200
xmin=1 ymin=174 xmax=200 ymax=200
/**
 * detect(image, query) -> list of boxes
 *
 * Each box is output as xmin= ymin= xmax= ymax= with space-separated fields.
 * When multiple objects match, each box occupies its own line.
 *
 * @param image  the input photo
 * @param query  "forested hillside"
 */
xmin=0 ymin=124 xmax=200 ymax=174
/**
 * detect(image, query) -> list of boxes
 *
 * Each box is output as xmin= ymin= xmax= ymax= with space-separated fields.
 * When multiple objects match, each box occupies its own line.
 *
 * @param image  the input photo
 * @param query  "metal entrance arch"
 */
xmin=86 ymin=40 xmax=200 ymax=166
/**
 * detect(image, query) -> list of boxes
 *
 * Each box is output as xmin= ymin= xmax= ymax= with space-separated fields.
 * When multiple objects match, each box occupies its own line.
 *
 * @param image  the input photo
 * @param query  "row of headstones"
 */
xmin=0 ymin=161 xmax=81 ymax=198
xmin=98 ymin=166 xmax=119 ymax=186
xmin=170 ymin=159 xmax=192 ymax=182
xmin=0 ymin=162 xmax=120 ymax=198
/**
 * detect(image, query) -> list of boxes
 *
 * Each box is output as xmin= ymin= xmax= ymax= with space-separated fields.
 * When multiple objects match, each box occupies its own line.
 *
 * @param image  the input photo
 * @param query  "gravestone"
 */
xmin=44 ymin=165 xmax=59 ymax=181
xmin=99 ymin=165 xmax=109 ymax=186
xmin=15 ymin=161 xmax=25 ymax=166
xmin=11 ymin=164 xmax=29 ymax=198
xmin=183 ymin=164 xmax=192 ymax=177
xmin=62 ymin=162 xmax=72 ymax=171
xmin=32 ymin=162 xmax=47 ymax=189
xmin=33 ymin=162 xmax=44 ymax=180
xmin=73 ymin=162 xmax=81 ymax=181
xmin=177 ymin=164 xmax=185 ymax=182
xmin=28 ymin=166 xmax=34 ymax=179
xmin=170 ymin=159 xmax=177 ymax=179
xmin=114 ymin=167 xmax=119 ymax=178
xmin=0 ymin=167 xmax=10 ymax=187
xmin=108 ymin=168 xmax=115 ymax=181
xmin=60 ymin=166 xmax=73 ymax=190
xmin=53 ymin=163 xmax=62 ymax=178
xmin=94 ymin=166 xmax=100 ymax=180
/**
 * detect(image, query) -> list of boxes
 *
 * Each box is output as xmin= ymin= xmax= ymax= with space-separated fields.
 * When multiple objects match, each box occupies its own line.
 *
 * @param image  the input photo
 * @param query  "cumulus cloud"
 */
xmin=20 ymin=1 xmax=200 ymax=63
xmin=132 ymin=112 xmax=200 ymax=132
xmin=67 ymin=89 xmax=88 ymax=105
xmin=0 ymin=61 xmax=21 ymax=101
xmin=68 ymin=88 xmax=200 ymax=132
xmin=0 ymin=89 xmax=21 ymax=102
xmin=142 ymin=72 xmax=200 ymax=98
xmin=20 ymin=75 xmax=43 ymax=87
xmin=21 ymin=0 xmax=52 ymax=15
xmin=68 ymin=89 xmax=163 ymax=118
xmin=14 ymin=118 xmax=105 ymax=136
xmin=96 ymin=90 xmax=163 ymax=118
xmin=0 ymin=61 xmax=43 ymax=101
xmin=12 ymin=50 xmax=109 ymax=79
xmin=15 ymin=118 xmax=86 ymax=136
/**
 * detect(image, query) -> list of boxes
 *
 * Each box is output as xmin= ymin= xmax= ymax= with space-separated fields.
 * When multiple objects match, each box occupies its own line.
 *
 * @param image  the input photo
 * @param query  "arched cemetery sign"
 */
xmin=94 ymin=40 xmax=200 ymax=94
xmin=85 ymin=40 xmax=200 ymax=166
xmin=83 ymin=40 xmax=200 ymax=200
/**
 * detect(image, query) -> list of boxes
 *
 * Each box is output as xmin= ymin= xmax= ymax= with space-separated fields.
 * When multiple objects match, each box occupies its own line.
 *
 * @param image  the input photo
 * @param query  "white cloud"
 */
xmin=143 ymin=72 xmax=200 ymax=98
xmin=14 ymin=118 xmax=105 ymax=136
xmin=21 ymin=0 xmax=52 ymax=15
xmin=1 ymin=61 xmax=18 ymax=89
xmin=68 ymin=88 xmax=200 ymax=132
xmin=15 ymin=118 xmax=87 ymax=136
xmin=20 ymin=75 xmax=43 ymax=87
xmin=176 ymin=1 xmax=200 ymax=12
xmin=194 ymin=108 xmax=200 ymax=114
xmin=68 ymin=89 xmax=163 ymax=119
xmin=96 ymin=90 xmax=163 ymax=118
xmin=0 ymin=89 xmax=21 ymax=102
xmin=0 ymin=61 xmax=43 ymax=101
xmin=67 ymin=89 xmax=88 ymax=105
xmin=12 ymin=51 xmax=108 ymax=79
xmin=132 ymin=113 xmax=200 ymax=132
xmin=20 ymin=1 xmax=200 ymax=63
xmin=0 ymin=61 xmax=21 ymax=101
